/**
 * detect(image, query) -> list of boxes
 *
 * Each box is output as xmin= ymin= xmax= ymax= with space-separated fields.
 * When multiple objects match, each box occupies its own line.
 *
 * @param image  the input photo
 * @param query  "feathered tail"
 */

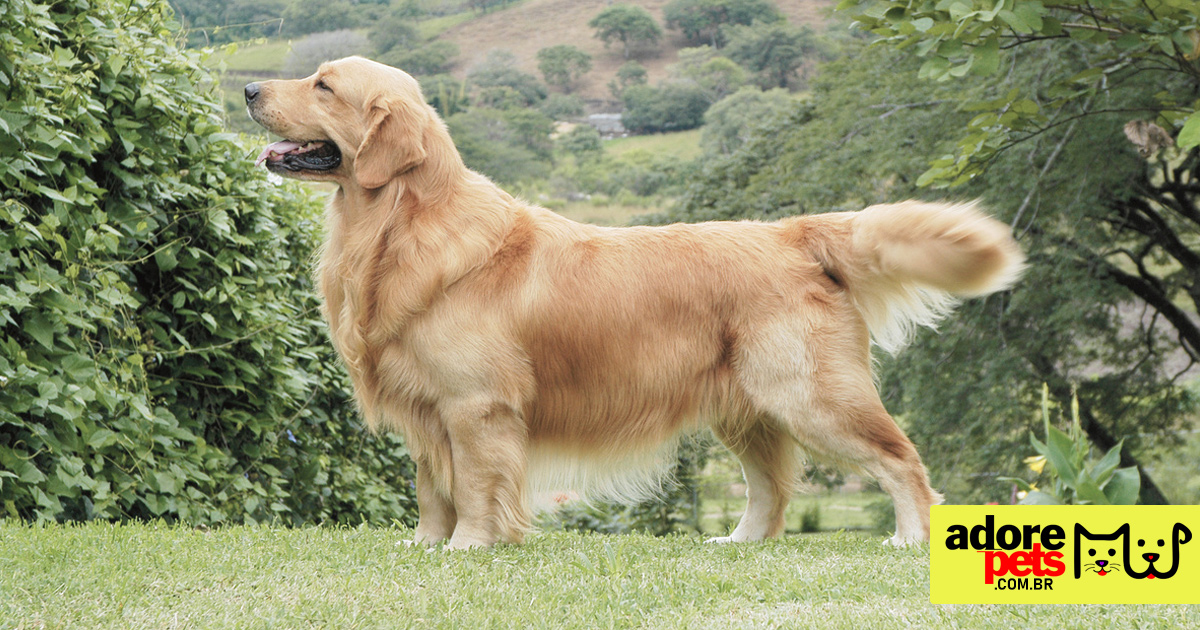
xmin=784 ymin=200 xmax=1026 ymax=353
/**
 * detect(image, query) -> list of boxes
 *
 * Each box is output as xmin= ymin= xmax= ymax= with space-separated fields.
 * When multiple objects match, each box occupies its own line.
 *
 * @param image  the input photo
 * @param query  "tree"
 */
xmin=281 ymin=1 xmax=363 ymax=37
xmin=658 ymin=41 xmax=1196 ymax=504
xmin=701 ymin=85 xmax=792 ymax=154
xmin=468 ymin=50 xmax=548 ymax=106
xmin=536 ymin=45 xmax=593 ymax=93
xmin=608 ymin=60 xmax=648 ymax=100
xmin=380 ymin=41 xmax=460 ymax=77
xmin=541 ymin=93 xmax=587 ymax=119
xmin=663 ymin=0 xmax=782 ymax=48
xmin=588 ymin=4 xmax=663 ymax=59
xmin=837 ymin=0 xmax=1200 ymax=503
xmin=724 ymin=21 xmax=816 ymax=89
xmin=670 ymin=46 xmax=748 ymax=103
xmin=558 ymin=125 xmax=604 ymax=161
xmin=367 ymin=9 xmax=419 ymax=56
xmin=446 ymin=108 xmax=555 ymax=184
xmin=621 ymin=83 xmax=710 ymax=133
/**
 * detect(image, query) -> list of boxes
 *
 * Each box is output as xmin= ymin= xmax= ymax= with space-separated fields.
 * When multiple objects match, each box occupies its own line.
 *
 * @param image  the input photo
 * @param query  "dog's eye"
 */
xmin=315 ymin=79 xmax=333 ymax=93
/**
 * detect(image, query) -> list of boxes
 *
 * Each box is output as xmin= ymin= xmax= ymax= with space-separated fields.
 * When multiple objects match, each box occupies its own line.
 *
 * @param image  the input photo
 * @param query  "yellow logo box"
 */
xmin=930 ymin=505 xmax=1199 ymax=604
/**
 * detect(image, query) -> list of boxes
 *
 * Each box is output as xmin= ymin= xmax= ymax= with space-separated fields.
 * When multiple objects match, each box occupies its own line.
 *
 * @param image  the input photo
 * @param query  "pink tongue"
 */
xmin=255 ymin=140 xmax=304 ymax=167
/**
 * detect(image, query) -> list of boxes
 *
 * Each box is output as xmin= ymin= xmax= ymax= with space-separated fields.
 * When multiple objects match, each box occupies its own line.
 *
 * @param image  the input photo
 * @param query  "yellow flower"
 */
xmin=1024 ymin=455 xmax=1046 ymax=474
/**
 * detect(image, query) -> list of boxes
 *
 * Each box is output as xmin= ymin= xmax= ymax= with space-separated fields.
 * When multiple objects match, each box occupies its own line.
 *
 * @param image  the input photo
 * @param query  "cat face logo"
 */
xmin=1074 ymin=523 xmax=1192 ymax=580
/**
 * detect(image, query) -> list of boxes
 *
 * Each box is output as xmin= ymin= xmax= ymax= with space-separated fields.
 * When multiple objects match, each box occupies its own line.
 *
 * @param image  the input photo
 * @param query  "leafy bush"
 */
xmin=1000 ymin=386 xmax=1141 ymax=505
xmin=367 ymin=11 xmax=420 ymax=56
xmin=701 ymin=86 xmax=793 ymax=155
xmin=420 ymin=74 xmax=471 ymax=118
xmin=280 ymin=1 xmax=368 ymax=37
xmin=608 ymin=61 xmax=648 ymax=100
xmin=663 ymin=0 xmax=782 ymax=48
xmin=0 ymin=0 xmax=417 ymax=525
xmin=468 ymin=50 xmax=548 ymax=107
xmin=447 ymin=108 xmax=555 ymax=183
xmin=557 ymin=126 xmax=603 ymax=160
xmin=799 ymin=503 xmax=820 ymax=533
xmin=380 ymin=41 xmax=460 ymax=77
xmin=536 ymin=45 xmax=592 ymax=93
xmin=541 ymin=94 xmax=587 ymax=120
xmin=621 ymin=84 xmax=710 ymax=133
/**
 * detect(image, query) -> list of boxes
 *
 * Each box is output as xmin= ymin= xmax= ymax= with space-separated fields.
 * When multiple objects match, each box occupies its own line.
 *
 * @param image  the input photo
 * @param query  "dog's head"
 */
xmin=245 ymin=56 xmax=433 ymax=189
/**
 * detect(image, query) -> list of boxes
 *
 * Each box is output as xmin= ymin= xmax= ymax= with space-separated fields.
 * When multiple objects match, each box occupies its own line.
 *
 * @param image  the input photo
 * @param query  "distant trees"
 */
xmin=670 ymin=46 xmax=747 ymax=103
xmin=608 ymin=60 xmax=648 ymax=100
xmin=701 ymin=86 xmax=792 ymax=154
xmin=536 ymin=45 xmax=593 ymax=93
xmin=724 ymin=21 xmax=816 ymax=89
xmin=588 ymin=4 xmax=663 ymax=59
xmin=663 ymin=0 xmax=782 ymax=48
xmin=621 ymin=83 xmax=709 ymax=133
xmin=380 ymin=41 xmax=460 ymax=77
xmin=282 ymin=29 xmax=370 ymax=78
xmin=469 ymin=50 xmax=548 ymax=107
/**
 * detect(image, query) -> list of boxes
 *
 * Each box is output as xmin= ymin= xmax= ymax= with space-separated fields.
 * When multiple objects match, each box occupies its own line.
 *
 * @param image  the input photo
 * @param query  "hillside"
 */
xmin=439 ymin=0 xmax=834 ymax=105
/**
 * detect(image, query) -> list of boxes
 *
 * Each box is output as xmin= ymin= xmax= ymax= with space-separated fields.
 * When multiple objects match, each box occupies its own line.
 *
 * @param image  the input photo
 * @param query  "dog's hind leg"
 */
xmin=738 ymin=317 xmax=942 ymax=546
xmin=707 ymin=419 xmax=798 ymax=543
xmin=443 ymin=401 xmax=531 ymax=549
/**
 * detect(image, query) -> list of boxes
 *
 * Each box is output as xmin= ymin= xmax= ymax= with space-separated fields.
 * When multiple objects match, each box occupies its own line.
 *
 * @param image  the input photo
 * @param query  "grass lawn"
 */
xmin=605 ymin=130 xmax=704 ymax=162
xmin=3 ymin=523 xmax=1195 ymax=629
xmin=206 ymin=39 xmax=292 ymax=74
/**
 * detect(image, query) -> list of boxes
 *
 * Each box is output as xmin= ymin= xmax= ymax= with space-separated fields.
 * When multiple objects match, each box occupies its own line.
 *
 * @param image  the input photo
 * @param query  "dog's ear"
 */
xmin=1176 ymin=523 xmax=1192 ymax=545
xmin=355 ymin=96 xmax=428 ymax=189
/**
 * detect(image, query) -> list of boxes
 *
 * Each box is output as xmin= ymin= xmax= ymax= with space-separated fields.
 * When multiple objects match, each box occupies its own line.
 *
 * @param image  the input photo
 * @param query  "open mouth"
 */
xmin=255 ymin=140 xmax=342 ymax=172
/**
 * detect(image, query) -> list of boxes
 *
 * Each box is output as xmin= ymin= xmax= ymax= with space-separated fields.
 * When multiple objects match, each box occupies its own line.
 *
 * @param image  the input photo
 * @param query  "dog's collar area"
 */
xmin=256 ymin=139 xmax=342 ymax=172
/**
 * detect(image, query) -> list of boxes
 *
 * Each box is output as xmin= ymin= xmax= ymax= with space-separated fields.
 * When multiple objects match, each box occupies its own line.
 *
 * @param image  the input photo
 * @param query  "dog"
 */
xmin=246 ymin=57 xmax=1024 ymax=549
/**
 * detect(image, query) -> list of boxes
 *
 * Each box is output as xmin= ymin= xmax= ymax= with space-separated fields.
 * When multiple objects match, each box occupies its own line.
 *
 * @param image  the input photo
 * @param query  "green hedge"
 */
xmin=0 ymin=0 xmax=416 ymax=525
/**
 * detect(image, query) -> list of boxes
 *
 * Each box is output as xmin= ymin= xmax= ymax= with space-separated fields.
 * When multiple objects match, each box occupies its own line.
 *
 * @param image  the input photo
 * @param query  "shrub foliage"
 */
xmin=0 ymin=0 xmax=417 ymax=525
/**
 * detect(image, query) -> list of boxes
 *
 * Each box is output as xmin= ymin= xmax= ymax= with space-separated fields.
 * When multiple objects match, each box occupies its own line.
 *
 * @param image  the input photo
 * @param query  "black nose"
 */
xmin=1144 ymin=553 xmax=1159 ymax=563
xmin=1097 ymin=560 xmax=1107 ymax=567
xmin=244 ymin=83 xmax=260 ymax=104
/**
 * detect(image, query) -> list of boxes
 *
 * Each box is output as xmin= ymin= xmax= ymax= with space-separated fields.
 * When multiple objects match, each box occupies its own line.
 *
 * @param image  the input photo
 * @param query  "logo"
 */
xmin=930 ymin=506 xmax=1199 ymax=604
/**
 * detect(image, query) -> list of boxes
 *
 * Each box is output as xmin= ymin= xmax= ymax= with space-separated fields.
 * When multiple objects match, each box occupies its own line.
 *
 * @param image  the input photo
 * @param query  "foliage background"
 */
xmin=0 ymin=0 xmax=417 ymax=525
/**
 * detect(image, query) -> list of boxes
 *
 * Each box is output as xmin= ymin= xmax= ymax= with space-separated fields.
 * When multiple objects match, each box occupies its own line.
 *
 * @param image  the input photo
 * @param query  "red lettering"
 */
xmin=1009 ymin=550 xmax=1032 ymax=577
xmin=1043 ymin=550 xmax=1066 ymax=576
xmin=984 ymin=550 xmax=1006 ymax=584
xmin=982 ymin=543 xmax=1066 ymax=584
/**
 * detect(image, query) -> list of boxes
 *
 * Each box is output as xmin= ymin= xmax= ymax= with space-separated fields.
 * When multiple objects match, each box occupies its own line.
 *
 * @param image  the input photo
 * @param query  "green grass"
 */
xmin=207 ymin=39 xmax=292 ymax=74
xmin=701 ymin=491 xmax=881 ymax=536
xmin=3 ymin=522 xmax=1197 ymax=629
xmin=416 ymin=12 xmax=479 ymax=40
xmin=605 ymin=129 xmax=704 ymax=161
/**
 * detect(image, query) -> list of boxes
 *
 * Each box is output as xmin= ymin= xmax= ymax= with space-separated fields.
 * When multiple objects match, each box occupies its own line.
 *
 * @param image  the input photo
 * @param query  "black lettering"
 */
xmin=997 ymin=524 xmax=1021 ymax=550
xmin=946 ymin=525 xmax=968 ymax=550
xmin=1042 ymin=525 xmax=1065 ymax=550
xmin=971 ymin=515 xmax=995 ymax=550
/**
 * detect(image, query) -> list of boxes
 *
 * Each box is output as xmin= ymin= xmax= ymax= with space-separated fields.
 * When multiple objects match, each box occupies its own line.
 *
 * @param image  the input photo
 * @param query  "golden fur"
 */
xmin=247 ymin=57 xmax=1025 ymax=548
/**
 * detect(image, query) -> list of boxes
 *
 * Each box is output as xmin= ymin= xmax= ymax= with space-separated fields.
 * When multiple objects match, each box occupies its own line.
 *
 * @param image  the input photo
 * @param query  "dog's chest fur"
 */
xmin=316 ymin=188 xmax=523 ymax=425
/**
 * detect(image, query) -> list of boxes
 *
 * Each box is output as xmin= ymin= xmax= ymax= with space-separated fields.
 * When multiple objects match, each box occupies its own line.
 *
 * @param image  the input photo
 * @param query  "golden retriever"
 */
xmin=246 ymin=57 xmax=1024 ymax=549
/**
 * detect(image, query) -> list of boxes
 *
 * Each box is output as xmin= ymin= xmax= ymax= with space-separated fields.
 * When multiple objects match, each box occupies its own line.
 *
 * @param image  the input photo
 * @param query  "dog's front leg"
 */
xmin=412 ymin=461 xmax=456 ymax=545
xmin=444 ymin=402 xmax=531 ymax=549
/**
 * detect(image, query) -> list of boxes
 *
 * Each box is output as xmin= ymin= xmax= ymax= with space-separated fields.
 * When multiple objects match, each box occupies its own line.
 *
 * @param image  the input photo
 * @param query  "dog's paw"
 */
xmin=704 ymin=535 xmax=735 ymax=544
